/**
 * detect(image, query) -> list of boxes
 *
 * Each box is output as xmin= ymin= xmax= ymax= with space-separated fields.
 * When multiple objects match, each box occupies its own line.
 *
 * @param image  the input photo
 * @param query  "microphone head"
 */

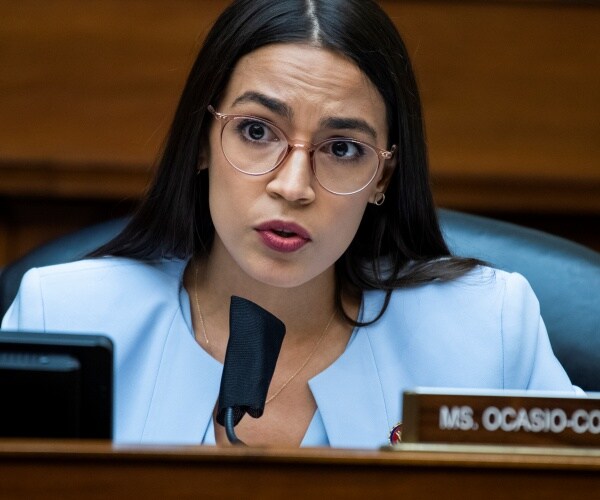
xmin=216 ymin=296 xmax=286 ymax=427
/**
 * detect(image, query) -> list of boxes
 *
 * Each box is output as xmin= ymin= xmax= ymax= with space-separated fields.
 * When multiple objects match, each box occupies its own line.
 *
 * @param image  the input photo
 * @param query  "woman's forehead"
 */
xmin=218 ymin=43 xmax=387 ymax=134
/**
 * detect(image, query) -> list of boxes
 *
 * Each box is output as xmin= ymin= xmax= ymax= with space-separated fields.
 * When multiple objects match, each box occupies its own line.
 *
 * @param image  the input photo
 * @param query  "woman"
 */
xmin=1 ymin=0 xmax=578 ymax=448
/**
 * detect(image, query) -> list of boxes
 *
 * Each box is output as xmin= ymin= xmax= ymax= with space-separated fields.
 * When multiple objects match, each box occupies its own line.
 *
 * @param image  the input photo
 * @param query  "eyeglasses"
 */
xmin=208 ymin=105 xmax=396 ymax=195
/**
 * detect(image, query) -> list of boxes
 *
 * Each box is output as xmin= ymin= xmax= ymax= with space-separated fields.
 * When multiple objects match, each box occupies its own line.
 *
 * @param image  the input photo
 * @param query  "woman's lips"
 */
xmin=255 ymin=221 xmax=311 ymax=253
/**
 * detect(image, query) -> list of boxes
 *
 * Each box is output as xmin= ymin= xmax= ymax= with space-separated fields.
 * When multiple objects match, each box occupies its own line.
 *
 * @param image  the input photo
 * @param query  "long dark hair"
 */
xmin=92 ymin=0 xmax=480 ymax=324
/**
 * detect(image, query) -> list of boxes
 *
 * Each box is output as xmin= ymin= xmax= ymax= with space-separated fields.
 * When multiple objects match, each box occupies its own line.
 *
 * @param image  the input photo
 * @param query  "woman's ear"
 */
xmin=197 ymin=143 xmax=211 ymax=172
xmin=369 ymin=159 xmax=396 ymax=203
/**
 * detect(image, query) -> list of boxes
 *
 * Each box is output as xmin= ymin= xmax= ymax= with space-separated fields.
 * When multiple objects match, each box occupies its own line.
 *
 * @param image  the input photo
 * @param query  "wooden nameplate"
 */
xmin=400 ymin=388 xmax=600 ymax=448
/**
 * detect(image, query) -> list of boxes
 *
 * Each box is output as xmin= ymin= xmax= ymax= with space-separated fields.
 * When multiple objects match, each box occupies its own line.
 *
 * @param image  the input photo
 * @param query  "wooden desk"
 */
xmin=0 ymin=441 xmax=598 ymax=499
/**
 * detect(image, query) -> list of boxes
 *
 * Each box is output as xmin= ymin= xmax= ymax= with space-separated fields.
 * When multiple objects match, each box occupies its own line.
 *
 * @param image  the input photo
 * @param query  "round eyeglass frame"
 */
xmin=207 ymin=105 xmax=397 ymax=195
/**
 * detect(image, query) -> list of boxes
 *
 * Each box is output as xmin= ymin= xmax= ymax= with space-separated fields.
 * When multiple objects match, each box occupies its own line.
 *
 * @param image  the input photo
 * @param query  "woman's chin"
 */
xmin=241 ymin=262 xmax=330 ymax=291
xmin=247 ymin=270 xmax=312 ymax=289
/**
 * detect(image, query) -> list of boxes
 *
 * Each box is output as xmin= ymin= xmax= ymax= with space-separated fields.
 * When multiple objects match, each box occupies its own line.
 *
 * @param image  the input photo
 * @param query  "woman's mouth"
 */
xmin=255 ymin=221 xmax=311 ymax=253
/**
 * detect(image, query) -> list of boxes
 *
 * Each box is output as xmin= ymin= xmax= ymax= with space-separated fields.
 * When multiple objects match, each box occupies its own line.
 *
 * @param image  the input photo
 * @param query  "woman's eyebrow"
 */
xmin=231 ymin=91 xmax=292 ymax=120
xmin=319 ymin=117 xmax=378 ymax=140
xmin=231 ymin=92 xmax=377 ymax=139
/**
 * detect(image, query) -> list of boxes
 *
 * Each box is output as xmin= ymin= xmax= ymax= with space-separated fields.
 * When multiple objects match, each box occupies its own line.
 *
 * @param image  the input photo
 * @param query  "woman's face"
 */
xmin=205 ymin=43 xmax=392 ymax=289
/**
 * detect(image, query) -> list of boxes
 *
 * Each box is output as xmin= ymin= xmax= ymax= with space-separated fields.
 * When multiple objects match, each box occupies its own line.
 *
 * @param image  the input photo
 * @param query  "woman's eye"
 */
xmin=247 ymin=123 xmax=266 ymax=140
xmin=237 ymin=120 xmax=278 ymax=142
xmin=328 ymin=140 xmax=363 ymax=159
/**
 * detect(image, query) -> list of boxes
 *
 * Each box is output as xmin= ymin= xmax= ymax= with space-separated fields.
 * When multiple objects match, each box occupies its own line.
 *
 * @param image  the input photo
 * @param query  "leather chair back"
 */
xmin=439 ymin=210 xmax=600 ymax=391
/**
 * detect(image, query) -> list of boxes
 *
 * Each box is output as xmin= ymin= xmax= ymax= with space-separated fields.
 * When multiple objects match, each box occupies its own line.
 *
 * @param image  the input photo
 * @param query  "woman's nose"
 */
xmin=265 ymin=145 xmax=316 ymax=204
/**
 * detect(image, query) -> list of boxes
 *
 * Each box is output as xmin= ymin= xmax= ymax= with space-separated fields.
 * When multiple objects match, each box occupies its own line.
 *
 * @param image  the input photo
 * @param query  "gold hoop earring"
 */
xmin=373 ymin=192 xmax=385 ymax=206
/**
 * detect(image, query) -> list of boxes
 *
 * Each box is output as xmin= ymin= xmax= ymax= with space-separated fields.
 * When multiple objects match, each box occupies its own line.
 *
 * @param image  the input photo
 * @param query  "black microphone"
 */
xmin=216 ymin=296 xmax=286 ymax=445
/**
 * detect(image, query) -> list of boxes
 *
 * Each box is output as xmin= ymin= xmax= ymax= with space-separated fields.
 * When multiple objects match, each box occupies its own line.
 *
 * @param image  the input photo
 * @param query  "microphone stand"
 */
xmin=223 ymin=407 xmax=244 ymax=445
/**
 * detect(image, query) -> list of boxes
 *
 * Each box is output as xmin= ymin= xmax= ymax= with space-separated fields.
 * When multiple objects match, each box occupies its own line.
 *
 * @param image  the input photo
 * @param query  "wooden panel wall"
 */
xmin=0 ymin=0 xmax=598 ymax=265
xmin=384 ymin=0 xmax=600 ymax=212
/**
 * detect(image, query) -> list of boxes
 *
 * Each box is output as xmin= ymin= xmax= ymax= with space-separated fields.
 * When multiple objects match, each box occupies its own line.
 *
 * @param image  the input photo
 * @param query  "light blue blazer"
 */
xmin=1 ymin=258 xmax=579 ymax=448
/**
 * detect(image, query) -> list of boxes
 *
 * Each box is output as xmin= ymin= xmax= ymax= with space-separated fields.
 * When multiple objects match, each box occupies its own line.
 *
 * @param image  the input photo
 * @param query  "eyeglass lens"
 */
xmin=220 ymin=116 xmax=380 ymax=194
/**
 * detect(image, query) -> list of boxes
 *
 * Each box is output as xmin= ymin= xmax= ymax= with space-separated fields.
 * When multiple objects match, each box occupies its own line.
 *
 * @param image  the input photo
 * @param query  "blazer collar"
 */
xmin=140 ymin=322 xmax=391 ymax=448
xmin=141 ymin=285 xmax=392 ymax=448
xmin=140 ymin=290 xmax=222 ymax=444
xmin=309 ymin=318 xmax=391 ymax=449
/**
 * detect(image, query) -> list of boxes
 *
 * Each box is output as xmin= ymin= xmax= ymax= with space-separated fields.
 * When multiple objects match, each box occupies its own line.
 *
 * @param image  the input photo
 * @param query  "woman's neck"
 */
xmin=185 ymin=250 xmax=346 ymax=351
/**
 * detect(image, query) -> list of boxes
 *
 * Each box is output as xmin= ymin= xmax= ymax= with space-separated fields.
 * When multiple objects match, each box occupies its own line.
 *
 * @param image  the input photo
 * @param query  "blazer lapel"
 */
xmin=309 ymin=326 xmax=391 ymax=448
xmin=141 ymin=312 xmax=222 ymax=444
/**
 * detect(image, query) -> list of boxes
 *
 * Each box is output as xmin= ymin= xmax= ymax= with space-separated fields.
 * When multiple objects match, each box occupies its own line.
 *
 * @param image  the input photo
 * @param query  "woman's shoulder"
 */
xmin=30 ymin=256 xmax=186 ymax=283
xmin=368 ymin=265 xmax=529 ymax=302
xmin=21 ymin=256 xmax=188 ymax=309
xmin=2 ymin=257 xmax=188 ymax=332
xmin=355 ymin=265 xmax=576 ymax=406
xmin=363 ymin=265 xmax=538 ymax=329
